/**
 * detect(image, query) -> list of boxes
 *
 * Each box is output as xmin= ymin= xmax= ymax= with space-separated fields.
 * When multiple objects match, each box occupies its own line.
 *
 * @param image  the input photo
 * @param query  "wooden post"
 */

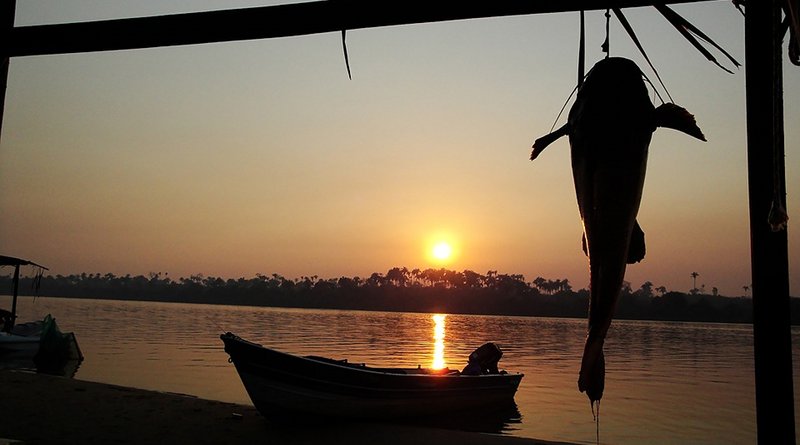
xmin=0 ymin=0 xmax=14 ymax=141
xmin=744 ymin=1 xmax=796 ymax=444
xmin=10 ymin=264 xmax=19 ymax=329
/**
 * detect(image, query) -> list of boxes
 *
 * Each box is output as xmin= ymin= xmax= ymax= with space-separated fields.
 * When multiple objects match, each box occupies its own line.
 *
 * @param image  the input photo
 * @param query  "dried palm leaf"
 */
xmin=654 ymin=3 xmax=741 ymax=73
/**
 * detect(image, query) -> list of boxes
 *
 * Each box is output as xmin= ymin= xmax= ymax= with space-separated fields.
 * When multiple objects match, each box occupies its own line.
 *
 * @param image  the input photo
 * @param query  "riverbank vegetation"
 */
xmin=2 ymin=267 xmax=796 ymax=324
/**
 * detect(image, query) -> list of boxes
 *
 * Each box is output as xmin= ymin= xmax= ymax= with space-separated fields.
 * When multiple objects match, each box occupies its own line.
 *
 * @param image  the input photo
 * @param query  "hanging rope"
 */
xmin=783 ymin=0 xmax=800 ymax=62
xmin=578 ymin=10 xmax=586 ymax=87
xmin=30 ymin=266 xmax=45 ymax=302
xmin=768 ymin=154 xmax=789 ymax=231
xmin=785 ymin=15 xmax=800 ymax=66
xmin=769 ymin=23 xmax=789 ymax=231
xmin=544 ymin=10 xmax=585 ymax=134
xmin=612 ymin=8 xmax=674 ymax=103
xmin=546 ymin=9 xmax=586 ymax=133
xmin=601 ymin=9 xmax=611 ymax=57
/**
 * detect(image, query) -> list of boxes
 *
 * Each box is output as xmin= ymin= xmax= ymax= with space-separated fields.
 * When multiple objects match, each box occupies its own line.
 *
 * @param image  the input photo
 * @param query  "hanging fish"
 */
xmin=530 ymin=57 xmax=705 ymax=408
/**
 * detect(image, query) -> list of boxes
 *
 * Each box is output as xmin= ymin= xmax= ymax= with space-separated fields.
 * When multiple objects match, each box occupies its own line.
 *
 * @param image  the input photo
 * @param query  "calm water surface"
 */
xmin=4 ymin=296 xmax=799 ymax=445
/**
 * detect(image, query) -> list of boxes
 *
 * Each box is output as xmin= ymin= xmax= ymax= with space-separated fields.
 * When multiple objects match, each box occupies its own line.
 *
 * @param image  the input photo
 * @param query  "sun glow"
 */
xmin=431 ymin=242 xmax=452 ymax=261
xmin=432 ymin=314 xmax=447 ymax=370
xmin=424 ymin=231 xmax=461 ymax=266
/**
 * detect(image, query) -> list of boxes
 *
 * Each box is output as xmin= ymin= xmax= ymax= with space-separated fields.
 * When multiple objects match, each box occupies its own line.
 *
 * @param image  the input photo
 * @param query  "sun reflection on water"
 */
xmin=432 ymin=314 xmax=446 ymax=369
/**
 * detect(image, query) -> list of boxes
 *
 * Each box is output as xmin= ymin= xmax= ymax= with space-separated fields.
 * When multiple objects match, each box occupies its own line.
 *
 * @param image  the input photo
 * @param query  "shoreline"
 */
xmin=0 ymin=370 xmax=574 ymax=445
xmin=3 ymin=293 xmax=772 ymax=326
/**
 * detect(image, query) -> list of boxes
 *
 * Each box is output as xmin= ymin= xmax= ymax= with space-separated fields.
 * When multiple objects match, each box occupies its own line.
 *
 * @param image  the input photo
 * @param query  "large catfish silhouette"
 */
xmin=531 ymin=57 xmax=705 ymax=408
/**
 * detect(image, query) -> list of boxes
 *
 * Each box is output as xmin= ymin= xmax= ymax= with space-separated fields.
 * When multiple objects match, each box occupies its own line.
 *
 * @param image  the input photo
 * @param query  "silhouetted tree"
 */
xmin=690 ymin=272 xmax=700 ymax=294
xmin=532 ymin=277 xmax=547 ymax=294
xmin=366 ymin=272 xmax=385 ymax=288
xmin=463 ymin=270 xmax=483 ymax=288
xmin=4 ymin=266 xmax=783 ymax=325
xmin=385 ymin=267 xmax=408 ymax=287
xmin=637 ymin=281 xmax=654 ymax=298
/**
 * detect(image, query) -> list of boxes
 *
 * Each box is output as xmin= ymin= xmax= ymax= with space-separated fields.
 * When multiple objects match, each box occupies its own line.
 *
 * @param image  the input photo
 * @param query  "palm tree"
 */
xmin=532 ymin=277 xmax=547 ymax=293
xmin=639 ymin=281 xmax=654 ymax=298
xmin=690 ymin=272 xmax=700 ymax=294
xmin=385 ymin=267 xmax=407 ymax=287
xmin=410 ymin=268 xmax=422 ymax=286
xmin=462 ymin=270 xmax=483 ymax=288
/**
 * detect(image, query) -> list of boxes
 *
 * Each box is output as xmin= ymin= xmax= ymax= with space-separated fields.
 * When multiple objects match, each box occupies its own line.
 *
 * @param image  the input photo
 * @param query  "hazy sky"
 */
xmin=1 ymin=1 xmax=798 ymax=297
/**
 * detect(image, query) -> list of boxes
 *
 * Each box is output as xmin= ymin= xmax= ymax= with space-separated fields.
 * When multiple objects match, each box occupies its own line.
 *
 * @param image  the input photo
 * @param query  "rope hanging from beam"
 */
xmin=601 ymin=9 xmax=611 ymax=56
xmin=342 ymin=29 xmax=353 ymax=80
xmin=612 ymin=8 xmax=674 ymax=102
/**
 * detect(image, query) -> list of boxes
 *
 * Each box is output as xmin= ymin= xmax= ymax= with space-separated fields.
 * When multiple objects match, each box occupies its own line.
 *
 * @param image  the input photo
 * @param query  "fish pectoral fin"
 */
xmin=530 ymin=124 xmax=569 ymax=161
xmin=627 ymin=220 xmax=646 ymax=264
xmin=654 ymin=103 xmax=706 ymax=141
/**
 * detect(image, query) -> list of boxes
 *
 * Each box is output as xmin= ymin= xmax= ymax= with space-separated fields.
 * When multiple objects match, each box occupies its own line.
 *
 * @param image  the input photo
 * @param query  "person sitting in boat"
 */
xmin=461 ymin=342 xmax=503 ymax=375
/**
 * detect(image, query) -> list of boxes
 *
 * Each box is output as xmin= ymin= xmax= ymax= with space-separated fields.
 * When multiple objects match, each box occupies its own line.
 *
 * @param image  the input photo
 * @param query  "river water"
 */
xmin=3 ymin=296 xmax=798 ymax=444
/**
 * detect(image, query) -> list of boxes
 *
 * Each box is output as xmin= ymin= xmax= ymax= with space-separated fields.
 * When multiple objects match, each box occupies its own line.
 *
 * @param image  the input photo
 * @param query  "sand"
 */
xmin=0 ymin=370 xmax=573 ymax=445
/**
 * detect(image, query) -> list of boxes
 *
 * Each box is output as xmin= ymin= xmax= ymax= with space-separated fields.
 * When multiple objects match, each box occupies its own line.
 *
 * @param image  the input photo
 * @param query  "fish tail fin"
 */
xmin=654 ymin=103 xmax=706 ymax=141
xmin=531 ymin=124 xmax=569 ymax=161
xmin=578 ymin=336 xmax=605 ymax=404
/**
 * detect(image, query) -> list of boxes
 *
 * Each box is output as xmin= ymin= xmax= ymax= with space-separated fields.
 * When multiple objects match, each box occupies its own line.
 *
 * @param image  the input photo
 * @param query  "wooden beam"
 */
xmin=744 ymin=1 xmax=796 ymax=444
xmin=3 ymin=0 xmax=712 ymax=57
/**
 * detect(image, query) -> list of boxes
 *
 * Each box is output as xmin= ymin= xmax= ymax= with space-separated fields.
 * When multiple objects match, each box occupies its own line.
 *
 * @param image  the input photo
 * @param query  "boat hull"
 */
xmin=0 ymin=333 xmax=40 ymax=355
xmin=221 ymin=333 xmax=523 ymax=420
xmin=0 ymin=316 xmax=83 ymax=376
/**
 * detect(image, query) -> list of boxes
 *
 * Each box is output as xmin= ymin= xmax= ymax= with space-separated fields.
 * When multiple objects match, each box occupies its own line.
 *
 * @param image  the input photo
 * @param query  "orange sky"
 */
xmin=0 ymin=1 xmax=798 ymax=297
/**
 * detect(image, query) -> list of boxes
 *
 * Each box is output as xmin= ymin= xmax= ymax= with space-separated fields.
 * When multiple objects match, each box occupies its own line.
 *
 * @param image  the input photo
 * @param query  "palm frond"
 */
xmin=654 ymin=3 xmax=741 ymax=73
xmin=785 ymin=0 xmax=800 ymax=66
xmin=612 ymin=8 xmax=673 ymax=102
xmin=342 ymin=29 xmax=352 ymax=80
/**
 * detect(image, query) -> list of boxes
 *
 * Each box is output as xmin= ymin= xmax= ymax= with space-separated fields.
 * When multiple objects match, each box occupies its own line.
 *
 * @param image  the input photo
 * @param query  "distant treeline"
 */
xmin=2 ymin=267 xmax=797 ymax=325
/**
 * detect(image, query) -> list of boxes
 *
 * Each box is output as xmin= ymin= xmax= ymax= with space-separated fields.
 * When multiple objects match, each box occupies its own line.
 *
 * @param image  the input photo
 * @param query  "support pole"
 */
xmin=10 ymin=264 xmax=19 ymax=329
xmin=0 ymin=0 xmax=15 ymax=138
xmin=744 ymin=1 xmax=795 ymax=444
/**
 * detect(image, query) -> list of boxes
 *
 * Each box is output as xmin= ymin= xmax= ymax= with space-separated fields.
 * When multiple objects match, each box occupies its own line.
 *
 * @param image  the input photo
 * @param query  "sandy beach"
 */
xmin=0 ymin=370 xmax=573 ymax=445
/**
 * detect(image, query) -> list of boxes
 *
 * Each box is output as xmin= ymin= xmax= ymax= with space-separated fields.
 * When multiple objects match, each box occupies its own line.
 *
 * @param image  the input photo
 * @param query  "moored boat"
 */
xmin=0 ymin=325 xmax=41 ymax=355
xmin=1 ymin=255 xmax=83 ymax=375
xmin=220 ymin=332 xmax=523 ymax=421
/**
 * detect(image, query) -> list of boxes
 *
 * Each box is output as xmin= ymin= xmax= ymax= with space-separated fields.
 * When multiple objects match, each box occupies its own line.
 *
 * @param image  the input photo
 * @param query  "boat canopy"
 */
xmin=0 ymin=255 xmax=48 ymax=270
xmin=1 ymin=255 xmax=48 ymax=332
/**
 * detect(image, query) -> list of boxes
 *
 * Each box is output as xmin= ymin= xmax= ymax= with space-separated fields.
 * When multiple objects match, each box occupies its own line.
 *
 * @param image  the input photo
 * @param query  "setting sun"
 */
xmin=432 ymin=242 xmax=452 ymax=261
xmin=425 ymin=233 xmax=460 ymax=265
